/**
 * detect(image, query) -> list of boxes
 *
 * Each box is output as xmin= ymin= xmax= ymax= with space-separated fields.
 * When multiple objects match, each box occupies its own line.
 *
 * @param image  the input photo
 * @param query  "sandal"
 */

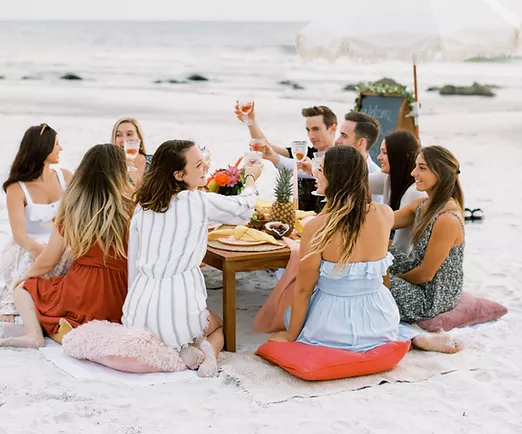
xmin=464 ymin=208 xmax=473 ymax=221
xmin=471 ymin=208 xmax=484 ymax=221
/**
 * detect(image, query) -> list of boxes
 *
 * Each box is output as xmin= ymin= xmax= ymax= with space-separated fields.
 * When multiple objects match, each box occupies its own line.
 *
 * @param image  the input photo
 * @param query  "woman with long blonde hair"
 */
xmin=111 ymin=118 xmax=153 ymax=185
xmin=269 ymin=146 xmax=460 ymax=354
xmin=390 ymin=145 xmax=465 ymax=322
xmin=0 ymin=144 xmax=132 ymax=348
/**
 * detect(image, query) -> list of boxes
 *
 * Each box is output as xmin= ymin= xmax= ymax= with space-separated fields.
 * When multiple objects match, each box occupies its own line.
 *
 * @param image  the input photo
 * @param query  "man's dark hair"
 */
xmin=344 ymin=112 xmax=380 ymax=151
xmin=301 ymin=106 xmax=338 ymax=129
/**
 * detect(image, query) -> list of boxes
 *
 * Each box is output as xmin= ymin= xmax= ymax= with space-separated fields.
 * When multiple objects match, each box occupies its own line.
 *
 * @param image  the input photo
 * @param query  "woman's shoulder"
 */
xmin=5 ymin=182 xmax=23 ymax=196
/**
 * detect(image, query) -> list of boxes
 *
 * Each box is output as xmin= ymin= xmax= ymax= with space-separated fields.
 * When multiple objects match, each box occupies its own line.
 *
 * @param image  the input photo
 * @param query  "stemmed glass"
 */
xmin=124 ymin=140 xmax=141 ymax=172
xmin=311 ymin=151 xmax=326 ymax=199
xmin=249 ymin=138 xmax=267 ymax=152
xmin=199 ymin=145 xmax=212 ymax=165
xmin=238 ymin=100 xmax=254 ymax=125
xmin=291 ymin=141 xmax=308 ymax=162
xmin=243 ymin=151 xmax=263 ymax=167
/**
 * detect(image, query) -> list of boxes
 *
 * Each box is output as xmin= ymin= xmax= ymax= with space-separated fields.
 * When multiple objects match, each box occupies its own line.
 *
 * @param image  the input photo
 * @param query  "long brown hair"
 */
xmin=304 ymin=146 xmax=371 ymax=267
xmin=412 ymin=145 xmax=464 ymax=243
xmin=55 ymin=144 xmax=131 ymax=260
xmin=385 ymin=130 xmax=420 ymax=211
xmin=135 ymin=140 xmax=195 ymax=212
xmin=3 ymin=124 xmax=57 ymax=192
xmin=111 ymin=118 xmax=148 ymax=155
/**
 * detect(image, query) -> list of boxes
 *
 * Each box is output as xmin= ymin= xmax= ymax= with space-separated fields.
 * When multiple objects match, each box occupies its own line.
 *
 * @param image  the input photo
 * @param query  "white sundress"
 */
xmin=122 ymin=188 xmax=257 ymax=350
xmin=0 ymin=168 xmax=72 ymax=316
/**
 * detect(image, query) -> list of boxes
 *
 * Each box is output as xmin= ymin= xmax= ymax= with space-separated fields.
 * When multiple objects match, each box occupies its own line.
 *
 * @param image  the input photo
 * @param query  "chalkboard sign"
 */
xmin=357 ymin=94 xmax=416 ymax=165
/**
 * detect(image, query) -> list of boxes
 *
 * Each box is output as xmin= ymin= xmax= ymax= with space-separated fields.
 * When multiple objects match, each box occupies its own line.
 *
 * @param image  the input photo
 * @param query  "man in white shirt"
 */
xmin=335 ymin=111 xmax=384 ymax=204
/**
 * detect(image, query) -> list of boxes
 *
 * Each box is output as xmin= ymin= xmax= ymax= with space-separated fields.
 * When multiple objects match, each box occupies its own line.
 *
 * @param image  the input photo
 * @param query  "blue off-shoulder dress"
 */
xmin=284 ymin=252 xmax=418 ymax=352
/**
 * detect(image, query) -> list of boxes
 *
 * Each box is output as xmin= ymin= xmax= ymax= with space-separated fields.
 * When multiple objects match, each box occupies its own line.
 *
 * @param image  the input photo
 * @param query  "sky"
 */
xmin=0 ymin=0 xmax=520 ymax=21
xmin=0 ymin=0 xmax=339 ymax=21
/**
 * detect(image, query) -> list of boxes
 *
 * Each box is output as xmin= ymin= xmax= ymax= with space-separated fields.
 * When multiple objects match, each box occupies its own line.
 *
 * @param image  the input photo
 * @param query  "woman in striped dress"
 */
xmin=122 ymin=140 xmax=262 ymax=377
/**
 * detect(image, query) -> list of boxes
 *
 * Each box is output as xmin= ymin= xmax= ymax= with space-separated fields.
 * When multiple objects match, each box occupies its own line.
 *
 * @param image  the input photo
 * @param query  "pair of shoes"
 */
xmin=464 ymin=208 xmax=484 ymax=222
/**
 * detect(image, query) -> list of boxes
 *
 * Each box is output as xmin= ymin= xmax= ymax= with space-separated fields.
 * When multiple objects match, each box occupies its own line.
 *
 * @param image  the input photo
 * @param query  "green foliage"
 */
xmin=352 ymin=81 xmax=415 ymax=111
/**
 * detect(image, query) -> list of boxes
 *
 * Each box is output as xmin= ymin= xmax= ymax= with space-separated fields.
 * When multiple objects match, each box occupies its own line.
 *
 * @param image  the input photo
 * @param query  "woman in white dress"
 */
xmin=123 ymin=139 xmax=262 ymax=377
xmin=369 ymin=130 xmax=426 ymax=254
xmin=0 ymin=124 xmax=72 ymax=322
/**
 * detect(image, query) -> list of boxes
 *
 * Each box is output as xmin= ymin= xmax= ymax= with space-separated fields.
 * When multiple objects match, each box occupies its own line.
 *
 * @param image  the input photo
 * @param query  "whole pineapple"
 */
xmin=271 ymin=167 xmax=296 ymax=231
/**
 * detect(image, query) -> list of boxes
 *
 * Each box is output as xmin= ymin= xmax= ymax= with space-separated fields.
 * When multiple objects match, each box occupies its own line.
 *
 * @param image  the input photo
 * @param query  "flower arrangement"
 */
xmin=206 ymin=157 xmax=245 ymax=196
xmin=352 ymin=80 xmax=415 ymax=111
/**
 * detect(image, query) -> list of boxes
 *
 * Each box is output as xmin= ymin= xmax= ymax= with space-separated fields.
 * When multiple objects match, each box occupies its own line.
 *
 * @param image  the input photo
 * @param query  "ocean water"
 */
xmin=0 ymin=20 xmax=521 ymax=247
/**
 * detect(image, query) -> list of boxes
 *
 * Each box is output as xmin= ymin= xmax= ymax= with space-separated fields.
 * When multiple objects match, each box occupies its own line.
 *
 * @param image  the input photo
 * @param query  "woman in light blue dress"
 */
xmin=269 ymin=146 xmax=460 ymax=354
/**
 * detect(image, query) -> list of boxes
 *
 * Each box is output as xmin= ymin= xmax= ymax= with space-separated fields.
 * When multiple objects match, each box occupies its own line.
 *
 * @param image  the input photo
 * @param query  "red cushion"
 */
xmin=416 ymin=292 xmax=508 ymax=332
xmin=255 ymin=341 xmax=410 ymax=381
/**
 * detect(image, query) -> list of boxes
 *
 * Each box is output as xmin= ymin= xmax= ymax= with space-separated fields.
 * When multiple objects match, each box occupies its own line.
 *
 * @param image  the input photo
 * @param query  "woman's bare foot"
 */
xmin=412 ymin=333 xmax=462 ymax=354
xmin=180 ymin=345 xmax=205 ymax=370
xmin=197 ymin=339 xmax=219 ymax=378
xmin=0 ymin=315 xmax=15 ymax=323
xmin=0 ymin=334 xmax=45 ymax=349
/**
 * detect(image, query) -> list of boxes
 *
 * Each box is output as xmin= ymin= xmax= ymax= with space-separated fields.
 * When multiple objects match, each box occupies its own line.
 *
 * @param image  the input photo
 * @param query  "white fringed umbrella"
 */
xmin=295 ymin=0 xmax=521 ymax=136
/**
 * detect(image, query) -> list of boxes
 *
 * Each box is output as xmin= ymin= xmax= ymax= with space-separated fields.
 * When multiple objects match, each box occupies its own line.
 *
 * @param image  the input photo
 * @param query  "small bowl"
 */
xmin=264 ymin=221 xmax=291 ymax=239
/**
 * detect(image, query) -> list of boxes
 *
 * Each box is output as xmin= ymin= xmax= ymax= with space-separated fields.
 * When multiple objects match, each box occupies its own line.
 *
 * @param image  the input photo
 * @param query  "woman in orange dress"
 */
xmin=0 ymin=144 xmax=132 ymax=348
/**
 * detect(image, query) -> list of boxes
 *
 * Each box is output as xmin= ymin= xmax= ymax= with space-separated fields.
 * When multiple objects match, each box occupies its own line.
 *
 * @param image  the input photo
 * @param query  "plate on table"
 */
xmin=218 ymin=236 xmax=266 ymax=246
xmin=208 ymin=223 xmax=222 ymax=231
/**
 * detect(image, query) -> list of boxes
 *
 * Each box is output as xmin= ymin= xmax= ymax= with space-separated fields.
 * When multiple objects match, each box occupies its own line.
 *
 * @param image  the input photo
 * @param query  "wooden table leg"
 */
xmin=222 ymin=263 xmax=237 ymax=352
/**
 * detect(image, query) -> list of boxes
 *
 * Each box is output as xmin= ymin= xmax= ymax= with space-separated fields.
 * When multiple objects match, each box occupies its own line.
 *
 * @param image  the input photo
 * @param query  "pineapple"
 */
xmin=271 ymin=167 xmax=296 ymax=231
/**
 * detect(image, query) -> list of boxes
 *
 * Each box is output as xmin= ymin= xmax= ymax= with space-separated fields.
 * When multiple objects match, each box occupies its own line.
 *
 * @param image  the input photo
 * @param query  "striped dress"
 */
xmin=122 ymin=188 xmax=257 ymax=350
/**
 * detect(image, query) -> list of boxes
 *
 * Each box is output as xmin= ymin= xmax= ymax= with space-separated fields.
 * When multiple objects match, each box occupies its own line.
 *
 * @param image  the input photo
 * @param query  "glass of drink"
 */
xmin=124 ymin=140 xmax=141 ymax=172
xmin=250 ymin=138 xmax=267 ymax=153
xmin=238 ymin=100 xmax=254 ymax=125
xmin=199 ymin=145 xmax=212 ymax=165
xmin=313 ymin=151 xmax=325 ymax=159
xmin=291 ymin=141 xmax=308 ymax=163
xmin=244 ymin=151 xmax=262 ymax=167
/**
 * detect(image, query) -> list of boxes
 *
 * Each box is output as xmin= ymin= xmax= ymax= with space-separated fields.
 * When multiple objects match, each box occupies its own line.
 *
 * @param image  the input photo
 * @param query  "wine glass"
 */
xmin=243 ymin=151 xmax=263 ymax=167
xmin=124 ymin=140 xmax=141 ymax=172
xmin=249 ymin=138 xmax=267 ymax=153
xmin=238 ymin=100 xmax=254 ymax=125
xmin=291 ymin=141 xmax=308 ymax=162
xmin=199 ymin=145 xmax=212 ymax=165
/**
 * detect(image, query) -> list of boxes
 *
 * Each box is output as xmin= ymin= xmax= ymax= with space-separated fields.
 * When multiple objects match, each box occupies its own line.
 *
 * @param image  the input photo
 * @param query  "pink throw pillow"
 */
xmin=416 ymin=292 xmax=508 ymax=332
xmin=62 ymin=320 xmax=186 ymax=373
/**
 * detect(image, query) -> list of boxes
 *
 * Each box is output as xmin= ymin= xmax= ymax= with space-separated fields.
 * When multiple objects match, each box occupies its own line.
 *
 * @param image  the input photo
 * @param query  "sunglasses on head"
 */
xmin=39 ymin=123 xmax=48 ymax=136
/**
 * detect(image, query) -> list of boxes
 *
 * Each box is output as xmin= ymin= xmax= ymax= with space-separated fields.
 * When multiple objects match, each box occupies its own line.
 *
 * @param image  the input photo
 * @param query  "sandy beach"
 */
xmin=1 ymin=19 xmax=522 ymax=433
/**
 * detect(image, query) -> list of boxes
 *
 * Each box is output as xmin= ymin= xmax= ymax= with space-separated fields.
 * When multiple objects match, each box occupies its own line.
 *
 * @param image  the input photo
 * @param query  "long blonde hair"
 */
xmin=412 ymin=145 xmax=464 ymax=243
xmin=55 ymin=144 xmax=131 ymax=260
xmin=304 ymin=146 xmax=371 ymax=267
xmin=111 ymin=117 xmax=147 ymax=155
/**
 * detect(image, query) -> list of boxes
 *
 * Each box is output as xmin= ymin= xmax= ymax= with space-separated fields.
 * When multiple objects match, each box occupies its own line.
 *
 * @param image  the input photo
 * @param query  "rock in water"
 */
xmin=373 ymin=77 xmax=400 ymax=87
xmin=279 ymin=80 xmax=304 ymax=90
xmin=61 ymin=73 xmax=83 ymax=80
xmin=187 ymin=74 xmax=209 ymax=82
xmin=439 ymin=82 xmax=495 ymax=97
xmin=343 ymin=83 xmax=359 ymax=91
xmin=154 ymin=79 xmax=188 ymax=84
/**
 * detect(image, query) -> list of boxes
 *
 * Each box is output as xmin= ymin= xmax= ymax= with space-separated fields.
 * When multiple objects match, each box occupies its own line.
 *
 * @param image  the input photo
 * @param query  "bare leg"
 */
xmin=412 ymin=333 xmax=462 ymax=354
xmin=196 ymin=310 xmax=224 ymax=378
xmin=0 ymin=315 xmax=15 ymax=323
xmin=0 ymin=284 xmax=45 ymax=349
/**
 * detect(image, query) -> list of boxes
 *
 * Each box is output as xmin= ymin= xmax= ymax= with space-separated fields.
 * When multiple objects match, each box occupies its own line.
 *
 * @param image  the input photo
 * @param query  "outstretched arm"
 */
xmin=393 ymin=198 xmax=424 ymax=230
xmin=234 ymin=102 xmax=290 ymax=157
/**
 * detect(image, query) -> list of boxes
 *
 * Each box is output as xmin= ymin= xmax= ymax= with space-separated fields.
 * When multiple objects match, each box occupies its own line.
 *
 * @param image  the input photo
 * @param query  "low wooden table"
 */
xmin=203 ymin=246 xmax=291 ymax=352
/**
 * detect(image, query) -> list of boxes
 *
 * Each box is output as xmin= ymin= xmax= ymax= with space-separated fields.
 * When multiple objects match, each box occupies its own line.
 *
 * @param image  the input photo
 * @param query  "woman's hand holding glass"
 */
xmin=124 ymin=140 xmax=141 ymax=172
xmin=235 ymin=100 xmax=255 ymax=125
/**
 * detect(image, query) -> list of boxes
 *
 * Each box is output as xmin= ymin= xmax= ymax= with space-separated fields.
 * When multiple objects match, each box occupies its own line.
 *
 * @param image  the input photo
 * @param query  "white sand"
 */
xmin=0 ymin=77 xmax=522 ymax=433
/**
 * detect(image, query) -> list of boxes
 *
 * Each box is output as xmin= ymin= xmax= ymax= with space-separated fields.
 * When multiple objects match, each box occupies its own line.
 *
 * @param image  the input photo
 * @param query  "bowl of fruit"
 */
xmin=264 ymin=221 xmax=291 ymax=239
